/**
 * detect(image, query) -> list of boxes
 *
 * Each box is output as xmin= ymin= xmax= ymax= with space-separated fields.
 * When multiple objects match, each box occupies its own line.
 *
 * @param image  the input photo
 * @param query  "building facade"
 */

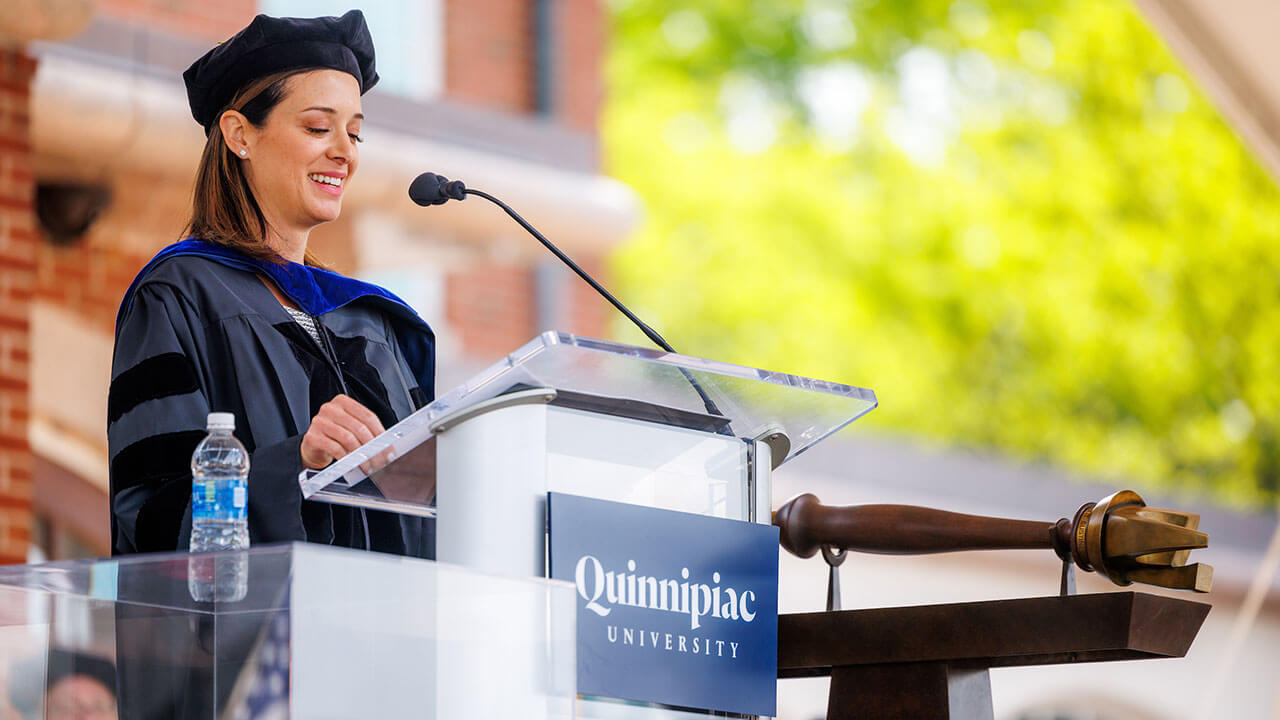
xmin=0 ymin=0 xmax=630 ymax=563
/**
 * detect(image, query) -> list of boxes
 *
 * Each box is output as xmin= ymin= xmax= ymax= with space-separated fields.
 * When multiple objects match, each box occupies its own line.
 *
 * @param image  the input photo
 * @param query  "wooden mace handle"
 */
xmin=773 ymin=491 xmax=1212 ymax=593
xmin=772 ymin=493 xmax=1067 ymax=559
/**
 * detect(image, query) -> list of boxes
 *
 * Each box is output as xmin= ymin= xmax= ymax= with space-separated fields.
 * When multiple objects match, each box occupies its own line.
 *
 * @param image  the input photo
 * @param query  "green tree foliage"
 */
xmin=603 ymin=0 xmax=1280 ymax=506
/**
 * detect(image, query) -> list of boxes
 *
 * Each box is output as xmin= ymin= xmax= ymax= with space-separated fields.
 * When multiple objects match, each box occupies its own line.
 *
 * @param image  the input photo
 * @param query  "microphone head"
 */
xmin=408 ymin=172 xmax=449 ymax=206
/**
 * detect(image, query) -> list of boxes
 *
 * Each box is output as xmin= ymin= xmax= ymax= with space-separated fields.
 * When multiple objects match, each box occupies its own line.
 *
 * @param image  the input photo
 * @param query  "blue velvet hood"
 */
xmin=116 ymin=239 xmax=435 ymax=393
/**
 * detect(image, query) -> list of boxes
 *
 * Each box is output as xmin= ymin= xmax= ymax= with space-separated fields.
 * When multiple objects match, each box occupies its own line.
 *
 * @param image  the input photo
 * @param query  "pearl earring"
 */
xmin=239 ymin=149 xmax=248 ymax=157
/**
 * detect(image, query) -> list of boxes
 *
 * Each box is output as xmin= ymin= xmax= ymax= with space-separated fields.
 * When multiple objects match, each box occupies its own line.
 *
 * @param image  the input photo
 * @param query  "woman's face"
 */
xmin=240 ymin=69 xmax=363 ymax=238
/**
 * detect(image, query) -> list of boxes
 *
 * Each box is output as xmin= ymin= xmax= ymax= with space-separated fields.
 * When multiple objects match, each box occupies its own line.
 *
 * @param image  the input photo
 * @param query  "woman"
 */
xmin=108 ymin=11 xmax=434 ymax=558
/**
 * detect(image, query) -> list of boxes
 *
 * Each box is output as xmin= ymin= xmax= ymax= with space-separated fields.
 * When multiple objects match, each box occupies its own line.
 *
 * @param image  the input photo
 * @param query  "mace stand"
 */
xmin=777 ymin=591 xmax=1210 ymax=720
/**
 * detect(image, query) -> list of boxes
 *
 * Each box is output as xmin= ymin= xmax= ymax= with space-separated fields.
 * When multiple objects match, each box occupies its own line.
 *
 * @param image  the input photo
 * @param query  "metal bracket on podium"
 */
xmin=821 ymin=544 xmax=847 ymax=612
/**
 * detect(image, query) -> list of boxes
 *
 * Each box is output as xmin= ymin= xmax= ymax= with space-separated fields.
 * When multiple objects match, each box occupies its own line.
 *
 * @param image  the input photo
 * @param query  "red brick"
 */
xmin=0 ymin=478 xmax=31 ymax=504
xmin=0 ymin=491 xmax=28 ymax=509
xmin=555 ymin=0 xmax=604 ymax=134
xmin=6 ymin=168 xmax=31 ymax=187
xmin=0 ymin=137 xmax=28 ymax=156
xmin=0 ymin=308 xmax=28 ymax=331
xmin=0 ymin=254 xmax=36 ymax=273
xmin=444 ymin=0 xmax=537 ymax=113
xmin=49 ymin=261 xmax=89 ymax=282
xmin=0 ymin=48 xmax=33 ymax=562
xmin=5 ymin=228 xmax=36 ymax=246
xmin=0 ymin=275 xmax=30 ymax=298
xmin=95 ymin=0 xmax=256 ymax=42
xmin=446 ymin=262 xmax=539 ymax=356
xmin=31 ymin=287 xmax=64 ymax=303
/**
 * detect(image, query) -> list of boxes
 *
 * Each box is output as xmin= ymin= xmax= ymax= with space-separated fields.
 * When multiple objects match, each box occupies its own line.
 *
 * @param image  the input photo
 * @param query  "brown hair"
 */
xmin=184 ymin=69 xmax=328 ymax=267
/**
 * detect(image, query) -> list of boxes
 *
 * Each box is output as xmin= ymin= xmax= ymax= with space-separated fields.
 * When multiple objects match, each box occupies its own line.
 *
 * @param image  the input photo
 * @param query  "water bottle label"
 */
xmin=193 ymin=482 xmax=211 ymax=521
xmin=192 ymin=477 xmax=248 ymax=522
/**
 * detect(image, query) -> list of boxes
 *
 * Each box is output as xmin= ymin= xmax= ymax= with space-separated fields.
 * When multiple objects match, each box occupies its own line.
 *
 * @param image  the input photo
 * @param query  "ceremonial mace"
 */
xmin=773 ymin=489 xmax=1211 ymax=608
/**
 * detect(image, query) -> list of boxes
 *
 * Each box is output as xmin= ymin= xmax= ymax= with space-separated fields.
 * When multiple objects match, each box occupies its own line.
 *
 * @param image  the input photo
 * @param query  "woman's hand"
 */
xmin=300 ymin=394 xmax=386 ymax=470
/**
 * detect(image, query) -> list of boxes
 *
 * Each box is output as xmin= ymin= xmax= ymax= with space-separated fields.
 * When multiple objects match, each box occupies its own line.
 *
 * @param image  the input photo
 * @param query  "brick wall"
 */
xmin=438 ymin=0 xmax=609 ymax=356
xmin=446 ymin=263 xmax=538 ymax=359
xmin=443 ymin=0 xmax=538 ymax=114
xmin=0 ymin=50 xmax=37 ymax=565
xmin=556 ymin=0 xmax=604 ymax=133
xmin=35 ymin=239 xmax=151 ymax=334
xmin=442 ymin=0 xmax=604 ymax=133
xmin=443 ymin=254 xmax=611 ymax=359
xmin=36 ymin=166 xmax=192 ymax=334
xmin=563 ymin=253 xmax=610 ymax=338
xmin=95 ymin=0 xmax=257 ymax=42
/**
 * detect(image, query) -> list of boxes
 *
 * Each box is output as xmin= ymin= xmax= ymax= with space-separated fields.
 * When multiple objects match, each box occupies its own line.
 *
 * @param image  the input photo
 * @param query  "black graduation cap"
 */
xmin=183 ymin=10 xmax=379 ymax=134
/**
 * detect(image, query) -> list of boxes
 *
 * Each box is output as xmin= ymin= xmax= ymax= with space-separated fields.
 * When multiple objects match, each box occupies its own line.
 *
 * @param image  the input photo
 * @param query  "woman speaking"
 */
xmin=107 ymin=11 xmax=435 ymax=558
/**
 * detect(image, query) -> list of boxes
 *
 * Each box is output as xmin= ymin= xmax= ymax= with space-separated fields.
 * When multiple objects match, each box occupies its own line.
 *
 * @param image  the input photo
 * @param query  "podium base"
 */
xmin=778 ymin=591 xmax=1210 ymax=720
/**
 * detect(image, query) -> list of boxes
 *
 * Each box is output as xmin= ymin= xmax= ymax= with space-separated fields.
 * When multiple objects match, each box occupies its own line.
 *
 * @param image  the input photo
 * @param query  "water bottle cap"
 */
xmin=207 ymin=412 xmax=235 ymax=431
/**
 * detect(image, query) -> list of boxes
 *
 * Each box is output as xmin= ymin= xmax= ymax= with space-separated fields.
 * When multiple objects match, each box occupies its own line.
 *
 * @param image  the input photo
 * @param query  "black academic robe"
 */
xmin=107 ymin=242 xmax=435 ymax=558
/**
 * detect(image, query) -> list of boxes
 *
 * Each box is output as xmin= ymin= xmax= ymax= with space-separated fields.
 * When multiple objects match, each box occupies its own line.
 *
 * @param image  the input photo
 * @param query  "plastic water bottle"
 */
xmin=188 ymin=412 xmax=249 ymax=602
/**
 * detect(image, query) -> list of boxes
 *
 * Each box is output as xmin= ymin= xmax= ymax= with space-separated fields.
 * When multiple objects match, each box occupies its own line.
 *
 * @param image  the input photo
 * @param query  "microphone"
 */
xmin=407 ymin=172 xmax=675 ymax=354
xmin=408 ymin=172 xmax=465 ymax=205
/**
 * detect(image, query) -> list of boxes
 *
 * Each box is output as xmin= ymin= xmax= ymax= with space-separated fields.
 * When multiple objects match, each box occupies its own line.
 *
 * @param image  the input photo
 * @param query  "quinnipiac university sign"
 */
xmin=547 ymin=492 xmax=778 ymax=716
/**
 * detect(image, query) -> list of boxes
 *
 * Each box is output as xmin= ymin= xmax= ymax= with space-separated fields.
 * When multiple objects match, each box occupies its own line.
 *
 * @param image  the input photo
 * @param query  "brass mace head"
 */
xmin=1065 ymin=489 xmax=1212 ymax=593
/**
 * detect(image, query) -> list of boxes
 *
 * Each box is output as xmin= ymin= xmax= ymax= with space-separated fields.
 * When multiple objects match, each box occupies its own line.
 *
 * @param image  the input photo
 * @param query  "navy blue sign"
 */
xmin=547 ymin=492 xmax=778 ymax=716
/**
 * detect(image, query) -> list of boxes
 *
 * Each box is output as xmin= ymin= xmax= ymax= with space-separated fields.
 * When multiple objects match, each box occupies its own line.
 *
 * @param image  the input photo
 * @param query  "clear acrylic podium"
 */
xmin=299 ymin=333 xmax=876 ymax=718
xmin=301 ymin=332 xmax=878 ymax=579
xmin=0 ymin=544 xmax=576 ymax=719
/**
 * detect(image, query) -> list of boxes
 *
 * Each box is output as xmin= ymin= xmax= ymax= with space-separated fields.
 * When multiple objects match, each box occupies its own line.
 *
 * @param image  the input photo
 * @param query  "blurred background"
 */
xmin=0 ymin=0 xmax=1276 ymax=717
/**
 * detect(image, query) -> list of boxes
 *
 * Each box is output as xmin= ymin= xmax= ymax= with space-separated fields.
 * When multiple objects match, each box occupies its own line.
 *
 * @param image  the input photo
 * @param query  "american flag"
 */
xmin=221 ymin=600 xmax=291 ymax=720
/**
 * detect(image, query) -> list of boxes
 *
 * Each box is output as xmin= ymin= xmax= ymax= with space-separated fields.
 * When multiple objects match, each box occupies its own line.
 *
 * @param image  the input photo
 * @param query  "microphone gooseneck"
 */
xmin=463 ymin=187 xmax=677 ymax=354
xmin=407 ymin=172 xmax=675 ymax=353
xmin=407 ymin=172 xmax=727 ymax=422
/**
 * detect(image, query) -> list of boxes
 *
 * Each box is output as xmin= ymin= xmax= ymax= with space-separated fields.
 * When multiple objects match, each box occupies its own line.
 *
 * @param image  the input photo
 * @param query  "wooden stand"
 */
xmin=778 ymin=592 xmax=1210 ymax=720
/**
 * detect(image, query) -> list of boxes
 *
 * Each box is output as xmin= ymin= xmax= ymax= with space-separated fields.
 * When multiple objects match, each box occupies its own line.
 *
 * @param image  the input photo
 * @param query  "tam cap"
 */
xmin=183 ymin=10 xmax=379 ymax=134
